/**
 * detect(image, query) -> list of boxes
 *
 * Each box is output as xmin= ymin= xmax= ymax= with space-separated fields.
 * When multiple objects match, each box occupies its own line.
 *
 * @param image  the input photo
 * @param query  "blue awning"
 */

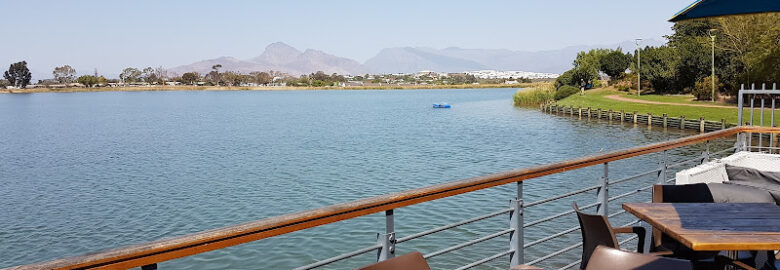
xmin=670 ymin=0 xmax=780 ymax=22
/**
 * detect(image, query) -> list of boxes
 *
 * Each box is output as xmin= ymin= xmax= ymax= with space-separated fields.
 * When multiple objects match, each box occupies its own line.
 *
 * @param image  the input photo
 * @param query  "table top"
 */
xmin=622 ymin=203 xmax=780 ymax=251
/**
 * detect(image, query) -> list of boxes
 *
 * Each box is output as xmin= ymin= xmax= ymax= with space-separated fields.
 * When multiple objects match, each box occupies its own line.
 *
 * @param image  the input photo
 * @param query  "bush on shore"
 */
xmin=692 ymin=75 xmax=722 ymax=101
xmin=514 ymin=84 xmax=555 ymax=105
xmin=555 ymin=85 xmax=580 ymax=100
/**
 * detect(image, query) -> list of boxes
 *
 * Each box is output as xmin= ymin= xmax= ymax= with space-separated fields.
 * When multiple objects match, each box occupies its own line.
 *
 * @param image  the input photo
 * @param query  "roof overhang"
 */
xmin=670 ymin=0 xmax=780 ymax=22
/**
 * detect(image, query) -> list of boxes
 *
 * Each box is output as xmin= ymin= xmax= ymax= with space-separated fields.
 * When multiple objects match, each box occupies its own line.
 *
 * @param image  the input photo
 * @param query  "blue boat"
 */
xmin=433 ymin=103 xmax=451 ymax=108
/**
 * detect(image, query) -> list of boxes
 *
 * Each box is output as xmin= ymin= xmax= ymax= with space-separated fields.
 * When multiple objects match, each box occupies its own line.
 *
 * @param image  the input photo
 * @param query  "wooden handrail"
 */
xmin=6 ymin=126 xmax=780 ymax=270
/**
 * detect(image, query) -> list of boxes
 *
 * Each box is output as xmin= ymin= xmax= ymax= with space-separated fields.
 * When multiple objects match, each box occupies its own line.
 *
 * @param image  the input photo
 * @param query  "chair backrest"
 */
xmin=584 ymin=246 xmax=692 ymax=270
xmin=355 ymin=251 xmax=431 ymax=270
xmin=652 ymin=183 xmax=714 ymax=203
xmin=573 ymin=202 xmax=619 ymax=269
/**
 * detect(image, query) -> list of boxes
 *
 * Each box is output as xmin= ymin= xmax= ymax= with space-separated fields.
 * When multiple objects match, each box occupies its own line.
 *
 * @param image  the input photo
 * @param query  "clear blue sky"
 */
xmin=1 ymin=0 xmax=692 ymax=79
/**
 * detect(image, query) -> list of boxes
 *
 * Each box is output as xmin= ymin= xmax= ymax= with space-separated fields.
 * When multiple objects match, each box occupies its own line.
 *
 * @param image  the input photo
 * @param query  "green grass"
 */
xmin=620 ymin=92 xmax=735 ymax=107
xmin=513 ymin=83 xmax=555 ymax=106
xmin=556 ymin=88 xmax=774 ymax=125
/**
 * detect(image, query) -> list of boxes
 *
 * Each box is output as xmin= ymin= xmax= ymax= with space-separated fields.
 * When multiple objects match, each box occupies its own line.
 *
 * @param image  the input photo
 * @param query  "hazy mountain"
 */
xmin=170 ymin=42 xmax=370 ymax=76
xmin=364 ymin=47 xmax=488 ymax=74
xmin=364 ymin=39 xmax=665 ymax=74
xmin=169 ymin=39 xmax=665 ymax=77
xmin=251 ymin=42 xmax=302 ymax=65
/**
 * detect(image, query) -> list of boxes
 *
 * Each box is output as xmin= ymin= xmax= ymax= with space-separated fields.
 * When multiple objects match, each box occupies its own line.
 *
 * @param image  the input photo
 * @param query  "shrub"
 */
xmin=614 ymin=80 xmax=632 ymax=91
xmin=555 ymin=85 xmax=579 ymax=100
xmin=692 ymin=76 xmax=722 ymax=101
xmin=514 ymin=83 xmax=555 ymax=105
xmin=592 ymin=79 xmax=603 ymax=88
xmin=555 ymin=69 xmax=574 ymax=88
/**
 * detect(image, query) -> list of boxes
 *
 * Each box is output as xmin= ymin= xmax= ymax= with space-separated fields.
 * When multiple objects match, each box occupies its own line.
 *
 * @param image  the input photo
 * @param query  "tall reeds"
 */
xmin=513 ymin=83 xmax=555 ymax=105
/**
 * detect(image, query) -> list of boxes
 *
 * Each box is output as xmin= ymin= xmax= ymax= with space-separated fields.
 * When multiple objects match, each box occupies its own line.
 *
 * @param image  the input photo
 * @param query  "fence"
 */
xmin=738 ymin=83 xmax=780 ymax=153
xmin=540 ymin=104 xmax=733 ymax=133
xmin=7 ymin=126 xmax=780 ymax=270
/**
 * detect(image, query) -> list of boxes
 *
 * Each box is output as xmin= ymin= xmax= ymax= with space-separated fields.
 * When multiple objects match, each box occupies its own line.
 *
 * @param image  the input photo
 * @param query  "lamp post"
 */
xmin=635 ymin=38 xmax=642 ymax=96
xmin=708 ymin=29 xmax=717 ymax=102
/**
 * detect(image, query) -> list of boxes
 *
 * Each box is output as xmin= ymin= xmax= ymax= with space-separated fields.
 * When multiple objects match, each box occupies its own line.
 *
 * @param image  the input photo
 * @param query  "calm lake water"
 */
xmin=0 ymin=88 xmax=713 ymax=269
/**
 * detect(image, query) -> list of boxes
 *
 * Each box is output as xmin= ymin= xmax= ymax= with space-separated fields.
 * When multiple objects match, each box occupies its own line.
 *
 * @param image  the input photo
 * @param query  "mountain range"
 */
xmin=169 ymin=39 xmax=665 ymax=76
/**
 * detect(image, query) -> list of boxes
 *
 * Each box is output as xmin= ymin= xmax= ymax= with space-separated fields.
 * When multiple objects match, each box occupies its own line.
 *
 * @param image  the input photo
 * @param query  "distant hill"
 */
xmin=364 ymin=47 xmax=488 ymax=74
xmin=169 ymin=39 xmax=665 ymax=77
xmin=169 ymin=42 xmax=370 ymax=76
xmin=364 ymin=39 xmax=665 ymax=74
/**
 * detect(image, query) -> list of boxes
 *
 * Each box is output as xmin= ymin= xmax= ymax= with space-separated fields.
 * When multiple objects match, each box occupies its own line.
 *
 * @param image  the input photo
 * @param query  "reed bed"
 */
xmin=513 ymin=83 xmax=555 ymax=105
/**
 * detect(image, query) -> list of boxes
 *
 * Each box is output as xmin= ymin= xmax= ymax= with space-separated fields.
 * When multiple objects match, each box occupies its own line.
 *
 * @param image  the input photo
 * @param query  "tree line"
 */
xmin=555 ymin=13 xmax=780 ymax=100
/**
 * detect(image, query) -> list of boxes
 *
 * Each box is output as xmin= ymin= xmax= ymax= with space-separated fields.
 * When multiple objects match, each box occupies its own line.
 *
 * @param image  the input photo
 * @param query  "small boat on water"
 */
xmin=433 ymin=103 xmax=451 ymax=108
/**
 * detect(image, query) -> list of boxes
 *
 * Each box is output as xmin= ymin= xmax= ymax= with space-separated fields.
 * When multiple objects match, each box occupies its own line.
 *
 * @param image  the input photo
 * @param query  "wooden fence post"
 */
xmin=663 ymin=114 xmax=668 ymax=128
xmin=597 ymin=108 xmax=602 ymax=119
xmin=680 ymin=116 xmax=686 ymax=130
xmin=721 ymin=119 xmax=726 ymax=130
xmin=578 ymin=107 xmax=582 ymax=117
xmin=633 ymin=111 xmax=638 ymax=124
xmin=700 ymin=117 xmax=705 ymax=133
xmin=587 ymin=107 xmax=591 ymax=118
xmin=608 ymin=109 xmax=613 ymax=121
xmin=620 ymin=110 xmax=625 ymax=122
xmin=648 ymin=113 xmax=653 ymax=126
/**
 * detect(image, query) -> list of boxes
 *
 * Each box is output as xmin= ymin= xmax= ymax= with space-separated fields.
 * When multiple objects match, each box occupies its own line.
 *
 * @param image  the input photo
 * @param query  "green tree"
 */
xmin=716 ymin=13 xmax=780 ymax=88
xmin=555 ymin=69 xmax=575 ymax=88
xmin=53 ymin=65 xmax=76 ymax=84
xmin=181 ymin=72 xmax=200 ymax=85
xmin=4 ymin=61 xmax=32 ymax=88
xmin=119 ymin=67 xmax=142 ymax=83
xmin=77 ymin=75 xmax=98 ymax=87
xmin=141 ymin=67 xmax=157 ymax=83
xmin=251 ymin=71 xmax=272 ymax=85
xmin=311 ymin=71 xmax=329 ymax=81
xmin=573 ymin=48 xmax=611 ymax=73
xmin=599 ymin=50 xmax=632 ymax=79
xmin=634 ymin=46 xmax=680 ymax=92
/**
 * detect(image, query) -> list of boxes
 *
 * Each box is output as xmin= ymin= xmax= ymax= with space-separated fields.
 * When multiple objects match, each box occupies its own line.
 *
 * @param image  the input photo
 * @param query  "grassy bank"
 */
xmin=0 ymin=83 xmax=540 ymax=94
xmin=555 ymin=87 xmax=775 ymax=125
xmin=513 ymin=83 xmax=555 ymax=105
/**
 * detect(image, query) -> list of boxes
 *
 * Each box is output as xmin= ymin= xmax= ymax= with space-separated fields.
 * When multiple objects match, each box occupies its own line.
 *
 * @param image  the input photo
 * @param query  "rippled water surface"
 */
xmin=0 ymin=89 xmax=716 ymax=269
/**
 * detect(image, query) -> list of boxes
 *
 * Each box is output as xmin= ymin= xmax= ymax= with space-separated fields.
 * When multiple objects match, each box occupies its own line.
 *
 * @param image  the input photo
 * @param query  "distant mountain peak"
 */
xmin=170 ymin=42 xmax=369 ymax=76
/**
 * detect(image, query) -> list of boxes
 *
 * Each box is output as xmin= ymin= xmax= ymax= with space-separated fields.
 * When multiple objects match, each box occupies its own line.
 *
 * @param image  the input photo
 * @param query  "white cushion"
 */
xmin=720 ymin=151 xmax=780 ymax=172
xmin=676 ymin=161 xmax=729 ymax=185
xmin=675 ymin=151 xmax=780 ymax=185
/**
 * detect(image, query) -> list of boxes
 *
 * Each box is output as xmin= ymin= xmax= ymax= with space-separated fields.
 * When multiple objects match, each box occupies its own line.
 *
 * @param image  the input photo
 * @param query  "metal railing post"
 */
xmin=657 ymin=151 xmax=667 ymax=184
xmin=509 ymin=181 xmax=525 ymax=267
xmin=738 ymin=84 xmax=744 ymax=126
xmin=735 ymin=133 xmax=747 ymax=152
xmin=377 ymin=210 xmax=396 ymax=262
xmin=596 ymin=163 xmax=609 ymax=216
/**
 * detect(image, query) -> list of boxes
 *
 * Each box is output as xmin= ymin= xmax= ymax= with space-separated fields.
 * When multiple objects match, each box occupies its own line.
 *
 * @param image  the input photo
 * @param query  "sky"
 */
xmin=1 ymin=0 xmax=693 ymax=79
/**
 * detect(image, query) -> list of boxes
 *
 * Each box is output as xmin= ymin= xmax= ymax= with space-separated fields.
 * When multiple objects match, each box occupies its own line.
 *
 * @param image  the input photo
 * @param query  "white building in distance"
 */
xmin=466 ymin=70 xmax=559 ymax=79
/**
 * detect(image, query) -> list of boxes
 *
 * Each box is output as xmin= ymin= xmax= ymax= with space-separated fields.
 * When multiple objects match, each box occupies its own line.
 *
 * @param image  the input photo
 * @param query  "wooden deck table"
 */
xmin=622 ymin=203 xmax=780 ymax=252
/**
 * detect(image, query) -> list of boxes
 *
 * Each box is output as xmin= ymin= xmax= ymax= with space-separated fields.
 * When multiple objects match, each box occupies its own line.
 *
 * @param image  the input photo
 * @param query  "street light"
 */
xmin=709 ymin=29 xmax=718 ymax=102
xmin=635 ymin=38 xmax=642 ymax=96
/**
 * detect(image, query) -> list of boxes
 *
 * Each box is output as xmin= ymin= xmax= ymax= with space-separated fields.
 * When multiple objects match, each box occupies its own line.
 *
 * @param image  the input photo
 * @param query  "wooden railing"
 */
xmin=6 ymin=126 xmax=780 ymax=270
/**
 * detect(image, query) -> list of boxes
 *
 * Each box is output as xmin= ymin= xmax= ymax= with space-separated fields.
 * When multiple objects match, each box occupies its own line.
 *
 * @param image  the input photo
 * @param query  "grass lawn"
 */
xmin=620 ymin=91 xmax=735 ymax=107
xmin=555 ymin=88 xmax=776 ymax=126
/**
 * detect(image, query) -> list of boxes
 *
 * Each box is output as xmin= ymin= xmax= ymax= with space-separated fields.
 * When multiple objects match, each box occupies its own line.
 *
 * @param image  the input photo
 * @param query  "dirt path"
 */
xmin=604 ymin=95 xmax=736 ymax=109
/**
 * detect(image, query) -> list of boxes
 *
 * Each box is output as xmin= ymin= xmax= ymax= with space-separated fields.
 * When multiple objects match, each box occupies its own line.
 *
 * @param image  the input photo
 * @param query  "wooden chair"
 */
xmin=573 ymin=202 xmax=660 ymax=269
xmin=584 ymin=246 xmax=692 ymax=270
xmin=355 ymin=251 xmax=430 ymax=270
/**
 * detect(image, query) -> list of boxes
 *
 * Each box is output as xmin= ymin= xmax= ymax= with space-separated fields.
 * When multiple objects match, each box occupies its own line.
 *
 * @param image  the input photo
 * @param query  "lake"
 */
xmin=0 ymin=88 xmax=707 ymax=269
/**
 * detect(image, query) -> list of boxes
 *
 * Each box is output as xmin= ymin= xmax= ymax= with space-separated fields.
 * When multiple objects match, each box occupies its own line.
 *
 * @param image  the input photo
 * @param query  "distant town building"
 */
xmin=466 ymin=70 xmax=559 ymax=79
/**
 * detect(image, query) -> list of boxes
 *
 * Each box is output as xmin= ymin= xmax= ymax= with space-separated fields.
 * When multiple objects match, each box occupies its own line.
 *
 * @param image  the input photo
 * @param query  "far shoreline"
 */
xmin=0 ymin=83 xmax=545 ymax=94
